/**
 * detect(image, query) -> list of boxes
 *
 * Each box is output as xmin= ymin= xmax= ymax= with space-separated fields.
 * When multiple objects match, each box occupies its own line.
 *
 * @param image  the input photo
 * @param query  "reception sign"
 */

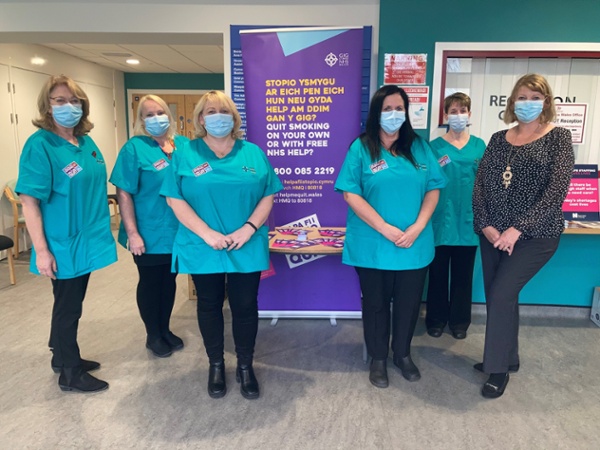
xmin=240 ymin=27 xmax=363 ymax=316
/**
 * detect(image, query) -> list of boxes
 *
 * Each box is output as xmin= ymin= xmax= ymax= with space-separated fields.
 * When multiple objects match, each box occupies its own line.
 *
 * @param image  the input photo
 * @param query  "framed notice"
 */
xmin=554 ymin=103 xmax=587 ymax=145
xmin=384 ymin=53 xmax=427 ymax=85
xmin=399 ymin=86 xmax=429 ymax=130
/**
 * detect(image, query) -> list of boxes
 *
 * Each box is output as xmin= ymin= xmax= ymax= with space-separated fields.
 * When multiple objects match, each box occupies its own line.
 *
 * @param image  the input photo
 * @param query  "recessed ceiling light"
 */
xmin=31 ymin=56 xmax=46 ymax=66
xmin=126 ymin=59 xmax=140 ymax=65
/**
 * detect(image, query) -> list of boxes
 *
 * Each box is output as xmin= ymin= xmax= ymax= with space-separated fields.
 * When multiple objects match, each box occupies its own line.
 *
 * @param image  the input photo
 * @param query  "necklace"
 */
xmin=502 ymin=124 xmax=543 ymax=188
xmin=502 ymin=145 xmax=518 ymax=188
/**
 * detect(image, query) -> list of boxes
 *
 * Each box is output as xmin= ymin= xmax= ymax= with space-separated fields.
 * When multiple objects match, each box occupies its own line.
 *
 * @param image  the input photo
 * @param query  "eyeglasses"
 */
xmin=49 ymin=97 xmax=82 ymax=106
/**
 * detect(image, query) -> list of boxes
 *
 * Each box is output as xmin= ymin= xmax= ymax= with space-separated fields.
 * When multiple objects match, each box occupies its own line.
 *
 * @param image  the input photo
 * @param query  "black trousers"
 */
xmin=479 ymin=235 xmax=559 ymax=373
xmin=356 ymin=266 xmax=428 ymax=360
xmin=426 ymin=245 xmax=477 ymax=332
xmin=49 ymin=273 xmax=91 ymax=368
xmin=135 ymin=258 xmax=177 ymax=340
xmin=191 ymin=272 xmax=261 ymax=366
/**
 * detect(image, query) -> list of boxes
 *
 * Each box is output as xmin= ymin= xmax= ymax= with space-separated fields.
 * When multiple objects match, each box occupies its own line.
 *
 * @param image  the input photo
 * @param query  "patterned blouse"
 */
xmin=472 ymin=127 xmax=574 ymax=239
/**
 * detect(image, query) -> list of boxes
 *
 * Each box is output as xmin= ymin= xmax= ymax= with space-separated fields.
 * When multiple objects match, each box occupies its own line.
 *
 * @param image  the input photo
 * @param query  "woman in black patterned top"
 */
xmin=472 ymin=74 xmax=574 ymax=399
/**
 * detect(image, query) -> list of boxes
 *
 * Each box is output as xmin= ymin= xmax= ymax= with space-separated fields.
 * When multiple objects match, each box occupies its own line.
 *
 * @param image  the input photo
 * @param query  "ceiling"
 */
xmin=42 ymin=42 xmax=224 ymax=74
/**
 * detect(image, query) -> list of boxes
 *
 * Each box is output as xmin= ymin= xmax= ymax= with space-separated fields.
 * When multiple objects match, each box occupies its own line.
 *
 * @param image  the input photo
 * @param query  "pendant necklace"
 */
xmin=502 ymin=145 xmax=516 ymax=188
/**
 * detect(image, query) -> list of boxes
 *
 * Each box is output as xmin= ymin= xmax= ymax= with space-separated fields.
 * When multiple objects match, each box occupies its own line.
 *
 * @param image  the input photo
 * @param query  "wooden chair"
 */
xmin=107 ymin=194 xmax=120 ymax=228
xmin=0 ymin=235 xmax=16 ymax=285
xmin=3 ymin=181 xmax=27 ymax=259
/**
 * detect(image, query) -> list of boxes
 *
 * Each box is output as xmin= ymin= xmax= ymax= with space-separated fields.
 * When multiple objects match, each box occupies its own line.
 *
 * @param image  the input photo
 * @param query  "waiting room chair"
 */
xmin=3 ymin=180 xmax=27 ymax=259
xmin=0 ymin=235 xmax=16 ymax=285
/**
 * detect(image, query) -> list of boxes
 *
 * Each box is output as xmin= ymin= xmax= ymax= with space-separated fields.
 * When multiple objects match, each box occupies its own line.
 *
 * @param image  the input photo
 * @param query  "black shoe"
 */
xmin=427 ymin=328 xmax=443 ymax=338
xmin=474 ymin=362 xmax=520 ymax=373
xmin=58 ymin=366 xmax=109 ymax=393
xmin=481 ymin=373 xmax=509 ymax=399
xmin=208 ymin=361 xmax=227 ymax=398
xmin=52 ymin=358 xmax=100 ymax=374
xmin=236 ymin=364 xmax=259 ymax=399
xmin=146 ymin=337 xmax=172 ymax=358
xmin=393 ymin=355 xmax=421 ymax=382
xmin=451 ymin=329 xmax=467 ymax=340
xmin=162 ymin=332 xmax=184 ymax=351
xmin=369 ymin=359 xmax=388 ymax=388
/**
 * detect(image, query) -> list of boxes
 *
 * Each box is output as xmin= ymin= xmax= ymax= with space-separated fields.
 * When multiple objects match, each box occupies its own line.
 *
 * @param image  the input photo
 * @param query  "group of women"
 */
xmin=16 ymin=72 xmax=573 ymax=401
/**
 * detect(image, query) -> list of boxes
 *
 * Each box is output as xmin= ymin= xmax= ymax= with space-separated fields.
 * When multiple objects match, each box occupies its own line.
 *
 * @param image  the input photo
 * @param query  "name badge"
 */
xmin=369 ymin=159 xmax=389 ymax=174
xmin=62 ymin=161 xmax=83 ymax=178
xmin=153 ymin=159 xmax=169 ymax=171
xmin=438 ymin=155 xmax=451 ymax=167
xmin=192 ymin=162 xmax=212 ymax=177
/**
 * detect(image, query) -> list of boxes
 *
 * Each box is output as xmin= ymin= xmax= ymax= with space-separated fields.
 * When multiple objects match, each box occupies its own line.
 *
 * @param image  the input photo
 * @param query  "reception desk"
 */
xmin=472 ymin=225 xmax=600 ymax=307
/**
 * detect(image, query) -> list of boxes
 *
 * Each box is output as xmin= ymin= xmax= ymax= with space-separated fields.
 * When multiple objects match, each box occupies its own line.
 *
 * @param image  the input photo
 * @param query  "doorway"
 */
xmin=130 ymin=92 xmax=205 ymax=139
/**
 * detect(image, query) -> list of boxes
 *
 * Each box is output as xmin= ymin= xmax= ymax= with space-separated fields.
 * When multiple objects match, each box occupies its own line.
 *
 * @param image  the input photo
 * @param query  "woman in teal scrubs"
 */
xmin=161 ymin=91 xmax=282 ymax=400
xmin=110 ymin=95 xmax=189 ymax=358
xmin=426 ymin=93 xmax=486 ymax=340
xmin=16 ymin=75 xmax=116 ymax=393
xmin=335 ymin=85 xmax=446 ymax=388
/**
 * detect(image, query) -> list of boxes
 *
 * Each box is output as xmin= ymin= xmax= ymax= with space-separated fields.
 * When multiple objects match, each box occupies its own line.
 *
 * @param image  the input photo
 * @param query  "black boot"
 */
xmin=236 ymin=364 xmax=259 ymax=399
xmin=58 ymin=366 xmax=108 ymax=393
xmin=393 ymin=354 xmax=421 ymax=382
xmin=162 ymin=331 xmax=184 ymax=351
xmin=146 ymin=337 xmax=172 ymax=358
xmin=52 ymin=358 xmax=100 ymax=374
xmin=369 ymin=359 xmax=388 ymax=388
xmin=207 ymin=361 xmax=227 ymax=398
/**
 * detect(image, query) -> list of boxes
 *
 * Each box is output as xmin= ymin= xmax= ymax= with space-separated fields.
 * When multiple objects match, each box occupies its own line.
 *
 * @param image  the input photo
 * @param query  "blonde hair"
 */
xmin=192 ymin=90 xmax=244 ymax=139
xmin=32 ymin=74 xmax=93 ymax=136
xmin=133 ymin=95 xmax=177 ymax=138
xmin=504 ymin=73 xmax=556 ymax=124
xmin=444 ymin=92 xmax=471 ymax=113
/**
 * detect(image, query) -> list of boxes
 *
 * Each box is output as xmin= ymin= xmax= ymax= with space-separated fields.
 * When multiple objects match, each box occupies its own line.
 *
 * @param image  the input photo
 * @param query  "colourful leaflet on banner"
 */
xmin=272 ymin=239 xmax=320 ymax=249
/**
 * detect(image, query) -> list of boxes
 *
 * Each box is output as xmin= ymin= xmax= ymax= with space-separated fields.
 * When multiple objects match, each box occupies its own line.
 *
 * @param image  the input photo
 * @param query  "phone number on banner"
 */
xmin=274 ymin=167 xmax=335 ymax=176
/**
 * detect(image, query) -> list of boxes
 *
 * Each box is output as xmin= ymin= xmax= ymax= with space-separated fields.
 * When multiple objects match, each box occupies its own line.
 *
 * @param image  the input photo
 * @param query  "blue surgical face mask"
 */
xmin=144 ymin=115 xmax=171 ymax=137
xmin=380 ymin=110 xmax=406 ymax=134
xmin=514 ymin=100 xmax=544 ymax=123
xmin=204 ymin=113 xmax=234 ymax=138
xmin=51 ymin=103 xmax=83 ymax=128
xmin=447 ymin=113 xmax=469 ymax=132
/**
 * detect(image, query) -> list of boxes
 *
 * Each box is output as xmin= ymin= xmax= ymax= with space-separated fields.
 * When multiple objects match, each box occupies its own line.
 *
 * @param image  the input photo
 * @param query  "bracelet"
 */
xmin=245 ymin=221 xmax=258 ymax=232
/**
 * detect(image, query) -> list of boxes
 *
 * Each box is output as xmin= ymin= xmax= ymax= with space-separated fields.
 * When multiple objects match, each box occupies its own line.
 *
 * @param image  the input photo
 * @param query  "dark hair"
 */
xmin=360 ymin=85 xmax=417 ymax=166
xmin=444 ymin=92 xmax=471 ymax=113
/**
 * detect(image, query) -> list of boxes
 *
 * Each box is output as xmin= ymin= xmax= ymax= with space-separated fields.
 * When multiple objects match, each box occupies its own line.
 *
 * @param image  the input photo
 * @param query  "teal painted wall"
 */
xmin=379 ymin=0 xmax=600 ymax=307
xmin=123 ymin=73 xmax=224 ymax=91
xmin=379 ymin=0 xmax=600 ymax=138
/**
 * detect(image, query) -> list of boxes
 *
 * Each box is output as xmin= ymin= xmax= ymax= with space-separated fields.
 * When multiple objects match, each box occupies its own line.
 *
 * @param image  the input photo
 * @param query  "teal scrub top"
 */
xmin=334 ymin=137 xmax=447 ymax=270
xmin=160 ymin=138 xmax=283 ymax=274
xmin=15 ymin=129 xmax=117 ymax=279
xmin=109 ymin=134 xmax=189 ymax=254
xmin=430 ymin=135 xmax=486 ymax=246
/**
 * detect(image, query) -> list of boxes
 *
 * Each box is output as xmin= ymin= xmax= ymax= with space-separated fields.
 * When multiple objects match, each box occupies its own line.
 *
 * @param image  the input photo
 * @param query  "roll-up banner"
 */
xmin=240 ymin=27 xmax=364 ymax=318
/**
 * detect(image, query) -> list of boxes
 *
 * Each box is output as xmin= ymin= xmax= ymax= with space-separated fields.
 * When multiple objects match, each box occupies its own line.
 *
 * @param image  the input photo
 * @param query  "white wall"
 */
xmin=0 ymin=43 xmax=126 ymax=252
xmin=0 ymin=1 xmax=380 ymax=96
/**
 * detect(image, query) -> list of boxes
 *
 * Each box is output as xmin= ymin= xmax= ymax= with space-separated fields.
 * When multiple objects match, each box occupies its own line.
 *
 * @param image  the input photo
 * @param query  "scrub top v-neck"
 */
xmin=160 ymin=138 xmax=283 ymax=274
xmin=429 ymin=135 xmax=486 ymax=246
xmin=16 ymin=129 xmax=117 ymax=279
xmin=335 ymin=137 xmax=447 ymax=271
xmin=110 ymin=134 xmax=189 ymax=253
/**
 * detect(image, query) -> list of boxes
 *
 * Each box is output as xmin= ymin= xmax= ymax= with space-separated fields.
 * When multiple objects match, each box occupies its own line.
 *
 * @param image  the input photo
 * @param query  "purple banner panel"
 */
xmin=241 ymin=27 xmax=363 ymax=313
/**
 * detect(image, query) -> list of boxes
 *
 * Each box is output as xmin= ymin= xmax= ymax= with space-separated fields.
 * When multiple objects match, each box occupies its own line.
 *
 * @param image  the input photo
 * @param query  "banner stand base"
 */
xmin=259 ymin=310 xmax=362 ymax=327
